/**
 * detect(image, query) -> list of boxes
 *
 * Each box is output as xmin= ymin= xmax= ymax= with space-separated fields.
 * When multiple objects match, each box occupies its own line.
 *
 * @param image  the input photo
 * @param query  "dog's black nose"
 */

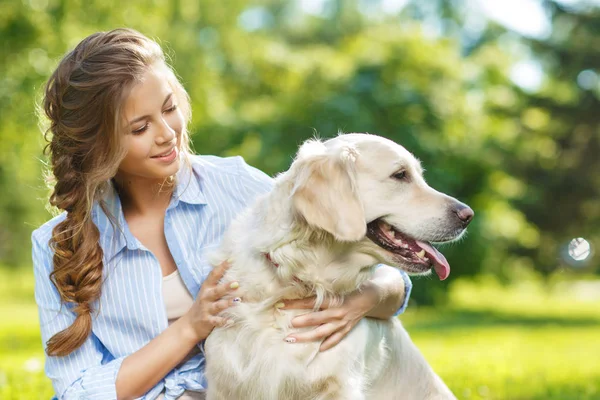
xmin=453 ymin=203 xmax=474 ymax=226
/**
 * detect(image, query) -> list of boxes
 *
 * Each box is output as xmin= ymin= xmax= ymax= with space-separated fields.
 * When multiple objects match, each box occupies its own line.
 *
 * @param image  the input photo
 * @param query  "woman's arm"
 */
xmin=363 ymin=264 xmax=411 ymax=319
xmin=115 ymin=259 xmax=238 ymax=399
xmin=114 ymin=317 xmax=199 ymax=399
xmin=34 ymin=228 xmax=140 ymax=400
xmin=33 ymin=228 xmax=236 ymax=400
xmin=117 ymin=259 xmax=238 ymax=399
xmin=281 ymin=265 xmax=412 ymax=351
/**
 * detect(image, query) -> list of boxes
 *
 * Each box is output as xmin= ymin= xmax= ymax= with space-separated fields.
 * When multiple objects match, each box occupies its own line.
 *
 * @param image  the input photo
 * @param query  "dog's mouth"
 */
xmin=366 ymin=219 xmax=450 ymax=280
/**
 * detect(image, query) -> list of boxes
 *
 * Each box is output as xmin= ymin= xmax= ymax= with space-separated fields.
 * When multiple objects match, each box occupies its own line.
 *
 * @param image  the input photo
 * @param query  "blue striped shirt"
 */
xmin=32 ymin=154 xmax=412 ymax=400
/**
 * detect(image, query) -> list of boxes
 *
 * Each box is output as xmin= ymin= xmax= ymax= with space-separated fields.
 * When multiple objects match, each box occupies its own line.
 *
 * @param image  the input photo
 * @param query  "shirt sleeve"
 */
xmin=375 ymin=264 xmax=413 ymax=317
xmin=32 ymin=228 xmax=162 ymax=400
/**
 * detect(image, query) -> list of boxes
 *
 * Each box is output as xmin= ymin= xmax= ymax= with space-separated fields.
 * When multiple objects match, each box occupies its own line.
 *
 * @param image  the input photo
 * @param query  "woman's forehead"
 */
xmin=124 ymin=64 xmax=174 ymax=120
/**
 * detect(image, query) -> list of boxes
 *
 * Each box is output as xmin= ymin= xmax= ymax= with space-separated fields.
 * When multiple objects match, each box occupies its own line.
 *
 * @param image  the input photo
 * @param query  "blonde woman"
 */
xmin=32 ymin=28 xmax=412 ymax=400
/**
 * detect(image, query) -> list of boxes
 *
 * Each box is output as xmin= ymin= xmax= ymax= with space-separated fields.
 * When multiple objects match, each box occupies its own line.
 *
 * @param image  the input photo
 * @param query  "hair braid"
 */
xmin=40 ymin=28 xmax=192 ymax=356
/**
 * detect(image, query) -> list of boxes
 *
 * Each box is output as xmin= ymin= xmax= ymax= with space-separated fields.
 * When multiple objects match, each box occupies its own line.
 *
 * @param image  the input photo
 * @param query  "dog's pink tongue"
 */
xmin=416 ymin=241 xmax=450 ymax=280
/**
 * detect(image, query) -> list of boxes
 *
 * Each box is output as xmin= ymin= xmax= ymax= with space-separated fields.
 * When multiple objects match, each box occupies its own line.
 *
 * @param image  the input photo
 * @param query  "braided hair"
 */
xmin=40 ymin=28 xmax=192 ymax=356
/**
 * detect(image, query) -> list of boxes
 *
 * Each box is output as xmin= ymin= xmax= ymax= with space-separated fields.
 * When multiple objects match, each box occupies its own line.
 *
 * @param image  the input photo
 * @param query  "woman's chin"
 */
xmin=147 ymin=155 xmax=181 ymax=177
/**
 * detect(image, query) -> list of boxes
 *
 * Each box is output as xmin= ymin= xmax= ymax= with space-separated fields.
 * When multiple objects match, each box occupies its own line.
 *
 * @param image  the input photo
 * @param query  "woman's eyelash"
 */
xmin=132 ymin=124 xmax=149 ymax=134
xmin=131 ymin=105 xmax=178 ymax=134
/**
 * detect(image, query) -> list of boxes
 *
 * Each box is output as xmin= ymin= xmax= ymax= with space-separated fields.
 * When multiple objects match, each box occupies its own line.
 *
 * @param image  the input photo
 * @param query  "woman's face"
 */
xmin=118 ymin=63 xmax=185 ymax=181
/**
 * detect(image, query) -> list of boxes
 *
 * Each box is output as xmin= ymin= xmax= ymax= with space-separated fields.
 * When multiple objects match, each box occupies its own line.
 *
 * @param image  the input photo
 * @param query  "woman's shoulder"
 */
xmin=187 ymin=153 xmax=251 ymax=177
xmin=31 ymin=212 xmax=67 ymax=248
xmin=187 ymin=153 xmax=273 ymax=186
xmin=185 ymin=153 xmax=274 ymax=204
xmin=31 ymin=212 xmax=67 ymax=272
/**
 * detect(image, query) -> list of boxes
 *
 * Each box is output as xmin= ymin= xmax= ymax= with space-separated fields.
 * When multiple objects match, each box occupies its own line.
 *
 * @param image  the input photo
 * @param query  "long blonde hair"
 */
xmin=41 ymin=28 xmax=192 ymax=356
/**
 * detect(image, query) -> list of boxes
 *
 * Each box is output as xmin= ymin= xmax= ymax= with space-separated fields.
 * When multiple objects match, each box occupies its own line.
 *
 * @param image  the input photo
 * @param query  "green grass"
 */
xmin=1 ymin=268 xmax=599 ymax=399
xmin=401 ymin=276 xmax=600 ymax=400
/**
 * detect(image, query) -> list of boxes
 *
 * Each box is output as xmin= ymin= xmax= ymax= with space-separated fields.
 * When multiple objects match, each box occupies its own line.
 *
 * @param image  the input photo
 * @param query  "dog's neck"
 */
xmin=220 ymin=181 xmax=380 ymax=304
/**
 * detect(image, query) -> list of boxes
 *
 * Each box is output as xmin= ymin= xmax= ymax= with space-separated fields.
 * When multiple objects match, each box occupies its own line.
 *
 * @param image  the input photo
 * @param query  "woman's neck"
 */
xmin=112 ymin=173 xmax=175 ymax=217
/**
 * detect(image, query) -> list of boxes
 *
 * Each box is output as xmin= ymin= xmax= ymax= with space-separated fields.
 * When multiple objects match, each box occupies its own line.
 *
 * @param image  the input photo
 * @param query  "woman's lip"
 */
xmin=151 ymin=147 xmax=178 ymax=163
xmin=151 ymin=147 xmax=175 ymax=158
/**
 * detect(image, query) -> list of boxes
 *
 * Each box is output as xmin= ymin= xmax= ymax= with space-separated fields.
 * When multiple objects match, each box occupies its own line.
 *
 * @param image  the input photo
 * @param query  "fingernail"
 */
xmin=271 ymin=323 xmax=279 ymax=329
xmin=275 ymin=302 xmax=285 ymax=309
xmin=233 ymin=297 xmax=242 ymax=303
xmin=284 ymin=337 xmax=296 ymax=343
xmin=226 ymin=258 xmax=234 ymax=264
xmin=230 ymin=282 xmax=239 ymax=289
xmin=226 ymin=319 xmax=234 ymax=326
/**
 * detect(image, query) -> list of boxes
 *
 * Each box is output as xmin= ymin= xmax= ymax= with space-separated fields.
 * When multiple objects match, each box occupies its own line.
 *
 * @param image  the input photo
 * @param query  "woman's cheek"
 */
xmin=170 ymin=110 xmax=184 ymax=137
xmin=131 ymin=135 xmax=153 ymax=160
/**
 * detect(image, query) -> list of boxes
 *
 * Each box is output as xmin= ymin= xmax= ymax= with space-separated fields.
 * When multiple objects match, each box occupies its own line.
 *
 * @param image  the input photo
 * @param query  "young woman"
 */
xmin=32 ymin=28 xmax=412 ymax=400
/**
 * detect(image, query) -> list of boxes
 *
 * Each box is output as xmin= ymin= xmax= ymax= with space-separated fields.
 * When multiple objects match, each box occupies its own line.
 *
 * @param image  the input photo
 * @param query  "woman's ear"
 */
xmin=291 ymin=139 xmax=366 ymax=242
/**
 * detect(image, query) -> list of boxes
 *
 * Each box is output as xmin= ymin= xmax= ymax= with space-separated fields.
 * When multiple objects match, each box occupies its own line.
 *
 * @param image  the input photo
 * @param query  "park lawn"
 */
xmin=1 ymin=302 xmax=54 ymax=399
xmin=1 ymin=269 xmax=599 ymax=399
xmin=401 ymin=310 xmax=600 ymax=399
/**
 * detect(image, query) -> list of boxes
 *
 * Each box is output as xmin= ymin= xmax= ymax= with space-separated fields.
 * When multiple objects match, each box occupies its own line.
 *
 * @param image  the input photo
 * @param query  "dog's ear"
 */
xmin=291 ymin=139 xmax=366 ymax=242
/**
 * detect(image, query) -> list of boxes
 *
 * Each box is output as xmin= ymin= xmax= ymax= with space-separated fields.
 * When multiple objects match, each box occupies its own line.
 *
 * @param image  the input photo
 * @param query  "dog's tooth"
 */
xmin=416 ymin=250 xmax=426 ymax=259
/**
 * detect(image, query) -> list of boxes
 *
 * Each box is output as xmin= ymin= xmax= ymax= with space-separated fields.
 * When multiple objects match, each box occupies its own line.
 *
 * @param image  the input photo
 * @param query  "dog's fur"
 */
xmin=204 ymin=133 xmax=469 ymax=399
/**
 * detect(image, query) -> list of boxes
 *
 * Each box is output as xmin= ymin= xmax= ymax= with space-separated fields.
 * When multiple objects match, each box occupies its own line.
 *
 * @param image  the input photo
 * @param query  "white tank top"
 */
xmin=163 ymin=269 xmax=196 ymax=325
xmin=158 ymin=269 xmax=205 ymax=400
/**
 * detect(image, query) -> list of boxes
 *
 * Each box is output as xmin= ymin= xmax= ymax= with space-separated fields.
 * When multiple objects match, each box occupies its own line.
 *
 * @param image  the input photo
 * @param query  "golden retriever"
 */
xmin=204 ymin=133 xmax=473 ymax=399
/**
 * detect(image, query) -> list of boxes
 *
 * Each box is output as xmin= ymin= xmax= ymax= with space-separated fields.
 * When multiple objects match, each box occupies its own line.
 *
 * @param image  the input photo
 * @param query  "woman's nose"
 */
xmin=156 ymin=118 xmax=176 ymax=143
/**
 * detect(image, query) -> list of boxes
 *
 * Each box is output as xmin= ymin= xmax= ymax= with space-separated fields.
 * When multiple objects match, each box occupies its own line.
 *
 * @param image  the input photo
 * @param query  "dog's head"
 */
xmin=288 ymin=133 xmax=474 ymax=280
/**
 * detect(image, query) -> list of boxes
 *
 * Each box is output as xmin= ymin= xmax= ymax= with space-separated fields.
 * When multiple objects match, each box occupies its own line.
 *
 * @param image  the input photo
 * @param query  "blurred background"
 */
xmin=1 ymin=0 xmax=599 ymax=398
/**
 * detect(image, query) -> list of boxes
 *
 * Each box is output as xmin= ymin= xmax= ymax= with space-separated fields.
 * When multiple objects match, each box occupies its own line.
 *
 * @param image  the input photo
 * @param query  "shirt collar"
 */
xmin=91 ymin=153 xmax=207 ymax=263
xmin=171 ymin=154 xmax=207 ymax=206
xmin=91 ymin=181 xmax=138 ymax=263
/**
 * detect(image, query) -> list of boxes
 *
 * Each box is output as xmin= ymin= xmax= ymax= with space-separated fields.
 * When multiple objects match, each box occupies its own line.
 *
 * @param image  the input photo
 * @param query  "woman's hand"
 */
xmin=181 ymin=260 xmax=241 ymax=342
xmin=280 ymin=283 xmax=380 ymax=352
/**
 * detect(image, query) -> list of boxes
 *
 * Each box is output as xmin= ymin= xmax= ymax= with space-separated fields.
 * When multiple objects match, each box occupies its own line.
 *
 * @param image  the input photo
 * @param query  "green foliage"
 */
xmin=0 ymin=1 xmax=598 ymax=300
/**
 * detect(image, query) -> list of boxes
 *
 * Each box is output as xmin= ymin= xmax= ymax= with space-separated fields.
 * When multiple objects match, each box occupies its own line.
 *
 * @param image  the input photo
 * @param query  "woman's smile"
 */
xmin=151 ymin=146 xmax=178 ymax=164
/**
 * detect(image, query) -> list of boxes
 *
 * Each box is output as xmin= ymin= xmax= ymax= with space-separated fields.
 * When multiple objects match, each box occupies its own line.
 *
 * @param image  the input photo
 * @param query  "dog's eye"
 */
xmin=392 ymin=171 xmax=408 ymax=181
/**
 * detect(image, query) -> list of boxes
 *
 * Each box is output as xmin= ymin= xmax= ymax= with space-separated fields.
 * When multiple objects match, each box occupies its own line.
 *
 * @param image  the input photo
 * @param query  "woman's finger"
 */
xmin=203 ymin=260 xmax=231 ymax=287
xmin=209 ymin=315 xmax=231 ymax=328
xmin=284 ymin=322 xmax=339 ymax=343
xmin=282 ymin=296 xmax=316 ymax=310
xmin=282 ymin=296 xmax=334 ymax=310
xmin=210 ymin=298 xmax=232 ymax=315
xmin=207 ymin=280 xmax=239 ymax=301
xmin=290 ymin=308 xmax=344 ymax=328
xmin=319 ymin=326 xmax=350 ymax=352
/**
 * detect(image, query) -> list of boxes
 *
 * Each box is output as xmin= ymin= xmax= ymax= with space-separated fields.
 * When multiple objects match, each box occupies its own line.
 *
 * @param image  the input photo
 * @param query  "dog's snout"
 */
xmin=453 ymin=203 xmax=474 ymax=226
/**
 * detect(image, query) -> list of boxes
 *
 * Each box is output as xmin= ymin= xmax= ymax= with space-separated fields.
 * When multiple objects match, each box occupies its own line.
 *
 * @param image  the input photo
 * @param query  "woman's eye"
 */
xmin=392 ymin=171 xmax=407 ymax=181
xmin=132 ymin=124 xmax=149 ymax=134
xmin=131 ymin=105 xmax=177 ymax=134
